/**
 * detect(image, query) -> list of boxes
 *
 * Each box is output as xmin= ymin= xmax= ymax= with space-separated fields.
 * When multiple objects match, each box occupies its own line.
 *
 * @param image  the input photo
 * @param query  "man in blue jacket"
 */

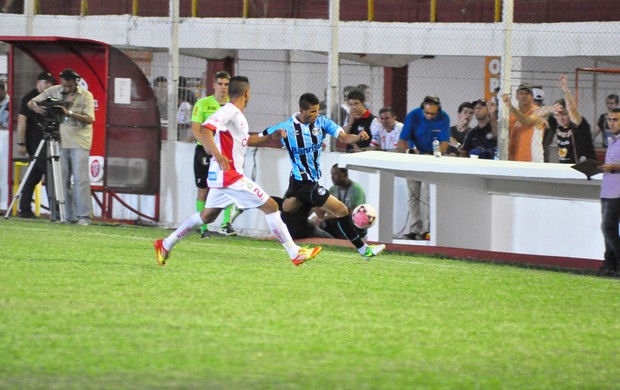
xmin=397 ymin=95 xmax=450 ymax=240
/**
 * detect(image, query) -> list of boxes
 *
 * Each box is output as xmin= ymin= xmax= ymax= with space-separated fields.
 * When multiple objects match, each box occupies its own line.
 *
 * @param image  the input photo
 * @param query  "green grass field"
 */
xmin=1 ymin=218 xmax=618 ymax=389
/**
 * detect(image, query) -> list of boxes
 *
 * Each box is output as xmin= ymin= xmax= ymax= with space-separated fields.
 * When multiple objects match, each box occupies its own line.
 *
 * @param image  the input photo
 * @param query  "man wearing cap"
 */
xmin=16 ymin=71 xmax=56 ymax=218
xmin=502 ymin=83 xmax=545 ymax=162
xmin=28 ymin=68 xmax=95 ymax=226
xmin=460 ymin=99 xmax=498 ymax=159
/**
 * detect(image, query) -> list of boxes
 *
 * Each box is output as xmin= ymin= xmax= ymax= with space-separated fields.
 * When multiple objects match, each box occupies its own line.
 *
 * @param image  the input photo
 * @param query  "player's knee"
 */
xmin=324 ymin=197 xmax=348 ymax=218
xmin=197 ymin=188 xmax=209 ymax=201
xmin=333 ymin=203 xmax=349 ymax=218
xmin=200 ymin=209 xmax=217 ymax=224
xmin=281 ymin=198 xmax=299 ymax=213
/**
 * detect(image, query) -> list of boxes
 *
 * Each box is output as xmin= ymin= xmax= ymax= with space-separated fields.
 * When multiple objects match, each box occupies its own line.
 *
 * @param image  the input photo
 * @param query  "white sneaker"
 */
xmin=361 ymin=244 xmax=386 ymax=259
xmin=77 ymin=218 xmax=91 ymax=226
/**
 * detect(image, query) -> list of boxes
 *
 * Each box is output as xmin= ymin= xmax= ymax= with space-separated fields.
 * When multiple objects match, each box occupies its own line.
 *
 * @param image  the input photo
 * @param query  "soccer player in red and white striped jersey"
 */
xmin=154 ymin=76 xmax=321 ymax=267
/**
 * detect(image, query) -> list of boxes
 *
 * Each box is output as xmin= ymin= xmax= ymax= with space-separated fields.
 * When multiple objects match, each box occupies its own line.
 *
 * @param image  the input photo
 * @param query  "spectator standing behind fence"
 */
xmin=502 ymin=83 xmax=545 ymax=162
xmin=446 ymin=102 xmax=474 ymax=156
xmin=28 ymin=68 xmax=95 ymax=226
xmin=153 ymin=76 xmax=167 ymax=122
xmin=506 ymin=76 xmax=595 ymax=164
xmin=597 ymin=107 xmax=620 ymax=277
xmin=0 ymin=80 xmax=9 ymax=129
xmin=550 ymin=75 xmax=596 ymax=163
xmin=16 ymin=72 xmax=56 ymax=218
xmin=342 ymin=88 xmax=379 ymax=152
xmin=369 ymin=107 xmax=403 ymax=151
xmin=594 ymin=94 xmax=619 ymax=148
xmin=177 ymin=87 xmax=196 ymax=140
xmin=397 ymin=95 xmax=450 ymax=240
xmin=460 ymin=98 xmax=498 ymax=159
xmin=339 ymin=85 xmax=355 ymax=127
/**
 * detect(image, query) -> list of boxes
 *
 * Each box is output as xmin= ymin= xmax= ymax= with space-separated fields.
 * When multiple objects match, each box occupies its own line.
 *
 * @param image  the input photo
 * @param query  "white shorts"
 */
xmin=205 ymin=176 xmax=270 ymax=210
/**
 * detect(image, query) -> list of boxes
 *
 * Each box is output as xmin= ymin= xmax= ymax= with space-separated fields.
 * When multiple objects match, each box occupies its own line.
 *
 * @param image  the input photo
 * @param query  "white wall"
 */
xmin=491 ymin=195 xmax=601 ymax=259
xmin=154 ymin=142 xmax=408 ymax=236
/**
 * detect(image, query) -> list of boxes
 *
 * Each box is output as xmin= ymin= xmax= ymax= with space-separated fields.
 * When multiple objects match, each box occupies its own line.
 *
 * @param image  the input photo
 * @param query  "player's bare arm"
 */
xmin=248 ymin=129 xmax=285 ymax=146
xmin=338 ymin=129 xmax=369 ymax=144
xmin=203 ymin=128 xmax=231 ymax=171
xmin=191 ymin=122 xmax=205 ymax=145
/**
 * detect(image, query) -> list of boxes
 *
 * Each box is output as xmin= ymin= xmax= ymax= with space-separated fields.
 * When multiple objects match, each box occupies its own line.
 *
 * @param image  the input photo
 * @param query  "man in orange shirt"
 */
xmin=502 ymin=83 xmax=545 ymax=162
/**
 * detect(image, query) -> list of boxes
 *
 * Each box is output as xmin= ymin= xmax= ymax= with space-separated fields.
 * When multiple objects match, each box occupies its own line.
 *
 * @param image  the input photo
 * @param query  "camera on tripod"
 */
xmin=35 ymin=97 xmax=69 ymax=139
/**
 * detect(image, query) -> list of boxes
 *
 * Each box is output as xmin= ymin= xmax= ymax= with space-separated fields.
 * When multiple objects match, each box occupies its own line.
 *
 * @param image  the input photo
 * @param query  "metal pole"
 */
xmin=159 ymin=0 xmax=181 ymax=225
xmin=326 ymin=0 xmax=340 ymax=152
xmin=494 ymin=0 xmax=502 ymax=22
xmin=243 ymin=0 xmax=249 ymax=18
xmin=168 ymin=0 xmax=179 ymax=142
xmin=498 ymin=0 xmax=514 ymax=161
xmin=24 ymin=0 xmax=35 ymax=35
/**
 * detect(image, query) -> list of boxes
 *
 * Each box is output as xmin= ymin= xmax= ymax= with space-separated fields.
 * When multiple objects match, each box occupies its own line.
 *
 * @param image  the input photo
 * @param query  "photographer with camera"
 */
xmin=28 ymin=68 xmax=95 ymax=225
xmin=16 ymin=71 xmax=56 ymax=218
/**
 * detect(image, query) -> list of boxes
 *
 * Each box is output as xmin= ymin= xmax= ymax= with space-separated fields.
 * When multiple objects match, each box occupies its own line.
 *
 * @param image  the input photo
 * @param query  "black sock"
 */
xmin=336 ymin=215 xmax=364 ymax=249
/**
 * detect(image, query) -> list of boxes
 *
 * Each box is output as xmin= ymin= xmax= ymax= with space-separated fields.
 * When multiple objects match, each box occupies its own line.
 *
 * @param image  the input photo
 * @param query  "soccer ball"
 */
xmin=351 ymin=203 xmax=377 ymax=229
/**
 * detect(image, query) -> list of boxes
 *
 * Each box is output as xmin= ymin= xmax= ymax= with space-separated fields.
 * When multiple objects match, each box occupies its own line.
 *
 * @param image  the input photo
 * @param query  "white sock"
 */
xmin=264 ymin=211 xmax=299 ymax=258
xmin=163 ymin=212 xmax=203 ymax=252
xmin=358 ymin=244 xmax=368 ymax=255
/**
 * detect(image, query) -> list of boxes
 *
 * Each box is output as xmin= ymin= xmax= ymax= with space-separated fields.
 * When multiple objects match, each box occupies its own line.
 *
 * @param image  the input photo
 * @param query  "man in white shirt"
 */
xmin=370 ymin=106 xmax=403 ymax=151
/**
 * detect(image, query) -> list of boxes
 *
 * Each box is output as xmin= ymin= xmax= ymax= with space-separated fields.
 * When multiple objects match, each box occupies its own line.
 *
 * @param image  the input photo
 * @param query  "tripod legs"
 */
xmin=4 ymin=137 xmax=67 ymax=222
xmin=48 ymin=139 xmax=66 ymax=223
xmin=4 ymin=139 xmax=46 ymax=219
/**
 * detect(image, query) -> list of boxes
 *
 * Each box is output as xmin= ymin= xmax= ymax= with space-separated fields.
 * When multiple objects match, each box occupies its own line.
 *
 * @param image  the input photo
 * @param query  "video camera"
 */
xmin=35 ymin=97 xmax=69 ymax=138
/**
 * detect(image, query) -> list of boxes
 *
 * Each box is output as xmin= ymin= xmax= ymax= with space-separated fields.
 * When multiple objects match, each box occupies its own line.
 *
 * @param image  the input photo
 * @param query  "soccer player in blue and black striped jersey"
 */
xmin=260 ymin=93 xmax=386 ymax=259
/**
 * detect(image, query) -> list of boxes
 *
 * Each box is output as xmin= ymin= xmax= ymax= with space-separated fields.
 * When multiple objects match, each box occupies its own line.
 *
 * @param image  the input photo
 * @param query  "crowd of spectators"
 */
xmin=337 ymin=74 xmax=612 ymax=240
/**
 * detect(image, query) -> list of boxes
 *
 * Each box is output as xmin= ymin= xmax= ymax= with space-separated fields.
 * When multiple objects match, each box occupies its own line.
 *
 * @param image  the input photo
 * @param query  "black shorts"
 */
xmin=194 ymin=145 xmax=212 ymax=189
xmin=284 ymin=176 xmax=331 ymax=207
